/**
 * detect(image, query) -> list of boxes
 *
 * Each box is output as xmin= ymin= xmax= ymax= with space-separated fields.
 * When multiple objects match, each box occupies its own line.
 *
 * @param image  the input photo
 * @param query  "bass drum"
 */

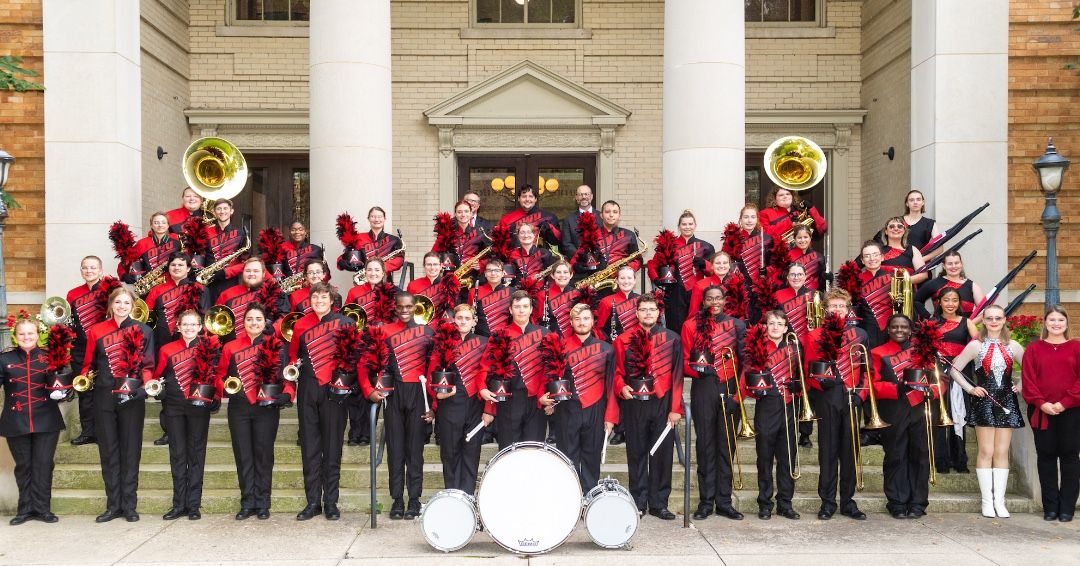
xmin=477 ymin=442 xmax=582 ymax=554
xmin=583 ymin=477 xmax=639 ymax=549
xmin=419 ymin=489 xmax=478 ymax=553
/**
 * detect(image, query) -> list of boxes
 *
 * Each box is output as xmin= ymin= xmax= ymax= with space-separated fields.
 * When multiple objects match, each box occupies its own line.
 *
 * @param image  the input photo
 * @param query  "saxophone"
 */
xmin=531 ymin=248 xmax=564 ymax=281
xmin=353 ymin=232 xmax=407 ymax=286
xmin=133 ymin=261 xmax=169 ymax=297
xmin=574 ymin=232 xmax=648 ymax=292
xmin=455 ymin=246 xmax=492 ymax=290
xmin=196 ymin=236 xmax=251 ymax=285
xmin=280 ymin=271 xmax=306 ymax=293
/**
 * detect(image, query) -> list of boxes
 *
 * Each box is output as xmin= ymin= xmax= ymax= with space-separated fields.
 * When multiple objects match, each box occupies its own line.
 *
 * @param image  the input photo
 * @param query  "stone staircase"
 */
xmin=50 ymin=399 xmax=1037 ymax=516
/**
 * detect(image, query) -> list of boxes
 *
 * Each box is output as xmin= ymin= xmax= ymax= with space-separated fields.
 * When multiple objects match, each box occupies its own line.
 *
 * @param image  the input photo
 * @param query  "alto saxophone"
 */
xmin=133 ymin=261 xmax=169 ymax=297
xmin=574 ymin=232 xmax=648 ymax=292
xmin=196 ymin=236 xmax=251 ymax=285
xmin=454 ymin=247 xmax=493 ymax=290
xmin=531 ymin=248 xmax=564 ymax=281
xmin=353 ymin=232 xmax=407 ymax=286
xmin=280 ymin=271 xmax=306 ymax=293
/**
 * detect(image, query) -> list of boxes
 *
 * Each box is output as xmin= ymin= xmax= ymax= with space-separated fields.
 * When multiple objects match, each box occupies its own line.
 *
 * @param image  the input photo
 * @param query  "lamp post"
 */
xmin=0 ymin=149 xmax=13 ymax=350
xmin=1033 ymin=138 xmax=1070 ymax=309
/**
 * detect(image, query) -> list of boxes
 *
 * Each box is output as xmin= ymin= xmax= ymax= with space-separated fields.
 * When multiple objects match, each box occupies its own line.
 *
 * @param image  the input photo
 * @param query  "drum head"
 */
xmin=478 ymin=443 xmax=582 ymax=554
xmin=584 ymin=486 xmax=639 ymax=549
xmin=420 ymin=490 xmax=477 ymax=553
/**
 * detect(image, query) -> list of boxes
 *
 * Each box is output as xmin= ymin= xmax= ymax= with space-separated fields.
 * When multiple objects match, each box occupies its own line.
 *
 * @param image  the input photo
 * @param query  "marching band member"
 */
xmin=406 ymin=252 xmax=452 ymax=322
xmin=745 ymin=311 xmax=802 ymax=520
xmin=597 ymin=200 xmax=641 ymax=278
xmin=759 ymin=187 xmax=827 ymax=244
xmin=81 ymin=287 xmax=155 ymax=523
xmin=446 ymin=200 xmax=488 ymax=284
xmin=773 ymin=263 xmax=813 ymax=344
xmin=506 ymin=223 xmax=555 ymax=286
xmin=288 ymin=259 xmax=340 ymax=315
xmin=731 ymin=204 xmax=773 ymax=283
xmin=499 ymin=184 xmax=561 ymax=249
xmin=66 ymin=256 xmax=116 ymax=446
xmin=428 ymin=306 xmax=489 ymax=494
xmin=540 ymin=303 xmax=614 ymax=489
xmin=648 ymin=210 xmax=715 ymax=332
xmin=901 ymin=190 xmax=939 ymax=254
xmin=595 ymin=266 xmax=641 ymax=341
xmin=166 ymin=187 xmax=204 ymax=234
xmin=202 ymin=199 xmax=251 ymax=302
xmin=688 ymin=252 xmax=742 ymax=318
xmin=1 ymin=319 xmax=70 ymax=525
xmin=152 ymin=311 xmax=218 ymax=521
xmin=123 ymin=212 xmax=182 ymax=285
xmin=282 ymin=221 xmax=324 ymax=278
xmin=215 ymin=258 xmax=288 ymax=342
xmin=933 ymin=288 xmax=976 ymax=474
xmin=470 ymin=259 xmax=512 ymax=337
xmin=854 ymin=241 xmax=894 ymax=347
xmin=145 ymin=253 xmax=209 ymax=353
xmin=788 ymin=225 xmax=826 ymax=291
xmin=360 ymin=292 xmax=435 ymax=520
xmin=336 ymin=207 xmax=405 ymax=277
xmin=539 ymin=260 xmax=580 ymax=335
xmin=878 ymin=217 xmax=928 ymax=284
xmin=944 ymin=305 xmax=1024 ymax=518
xmin=804 ymin=289 xmax=869 ymax=521
xmin=343 ymin=257 xmax=396 ymax=446
xmin=560 ymin=184 xmax=595 ymax=258
xmin=1022 ymin=306 xmax=1080 ymax=522
xmin=682 ymin=285 xmax=746 ymax=521
xmin=605 ymin=293 xmax=683 ymax=520
xmin=217 ymin=303 xmax=293 ymax=520
xmin=288 ymin=282 xmax=356 ymax=521
xmin=914 ymin=251 xmax=986 ymax=320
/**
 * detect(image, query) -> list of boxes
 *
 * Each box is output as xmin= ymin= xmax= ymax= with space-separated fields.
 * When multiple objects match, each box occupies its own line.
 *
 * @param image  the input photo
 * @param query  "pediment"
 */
xmin=425 ymin=60 xmax=630 ymax=127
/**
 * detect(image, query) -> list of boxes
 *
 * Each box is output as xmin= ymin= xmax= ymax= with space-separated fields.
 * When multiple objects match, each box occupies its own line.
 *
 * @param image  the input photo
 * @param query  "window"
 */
xmin=745 ymin=0 xmax=817 ymax=23
xmin=475 ymin=0 xmax=578 ymax=26
xmin=236 ymin=0 xmax=309 ymax=22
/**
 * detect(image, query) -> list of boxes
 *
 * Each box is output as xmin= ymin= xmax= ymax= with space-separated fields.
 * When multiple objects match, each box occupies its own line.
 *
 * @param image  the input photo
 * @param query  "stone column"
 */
xmin=911 ymin=0 xmax=1008 ymax=291
xmin=309 ymin=0 xmax=393 ymax=288
xmin=43 ymin=0 xmax=142 ymax=292
xmin=662 ymin=0 xmax=745 ymax=244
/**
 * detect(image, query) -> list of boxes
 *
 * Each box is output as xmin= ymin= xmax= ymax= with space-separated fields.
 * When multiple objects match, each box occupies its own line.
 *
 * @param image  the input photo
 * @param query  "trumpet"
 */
xmin=40 ymin=296 xmax=72 ymax=326
xmin=73 ymin=371 xmax=97 ymax=393
xmin=719 ymin=347 xmax=753 ymax=491
xmin=204 ymin=305 xmax=235 ymax=336
xmin=847 ymin=343 xmax=889 ymax=491
xmin=144 ymin=379 xmax=163 ymax=398
xmin=283 ymin=358 xmax=303 ymax=382
xmin=890 ymin=268 xmax=913 ymax=319
xmin=223 ymin=375 xmax=244 ymax=396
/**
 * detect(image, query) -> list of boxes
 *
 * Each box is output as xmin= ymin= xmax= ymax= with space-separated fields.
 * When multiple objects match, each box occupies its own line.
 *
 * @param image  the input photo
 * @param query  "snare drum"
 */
xmin=477 ymin=442 xmax=582 ymax=554
xmin=419 ymin=489 xmax=478 ymax=553
xmin=583 ymin=477 xmax=639 ymax=549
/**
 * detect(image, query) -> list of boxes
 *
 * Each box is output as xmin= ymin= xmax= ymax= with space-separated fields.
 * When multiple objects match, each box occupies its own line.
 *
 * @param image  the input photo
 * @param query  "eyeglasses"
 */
xmin=887 ymin=224 xmax=906 ymax=230
xmin=862 ymin=252 xmax=882 ymax=259
xmin=788 ymin=273 xmax=805 ymax=278
xmin=637 ymin=307 xmax=659 ymax=313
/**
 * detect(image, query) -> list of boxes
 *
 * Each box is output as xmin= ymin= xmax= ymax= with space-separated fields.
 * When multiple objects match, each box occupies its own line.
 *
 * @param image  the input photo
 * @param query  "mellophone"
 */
xmin=419 ymin=442 xmax=639 ymax=554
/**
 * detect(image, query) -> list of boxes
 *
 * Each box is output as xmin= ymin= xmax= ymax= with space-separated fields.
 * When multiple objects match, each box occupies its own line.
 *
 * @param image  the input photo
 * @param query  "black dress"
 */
xmin=968 ymin=340 xmax=1025 ymax=429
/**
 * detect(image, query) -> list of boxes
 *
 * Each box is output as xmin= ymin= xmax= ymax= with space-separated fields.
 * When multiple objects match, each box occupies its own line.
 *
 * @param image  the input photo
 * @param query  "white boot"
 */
xmin=993 ymin=468 xmax=1010 ymax=518
xmin=976 ymin=468 xmax=995 ymax=517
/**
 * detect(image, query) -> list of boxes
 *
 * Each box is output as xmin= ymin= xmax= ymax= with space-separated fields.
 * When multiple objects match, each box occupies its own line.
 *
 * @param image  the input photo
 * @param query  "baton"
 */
xmin=465 ymin=421 xmax=487 ymax=442
xmin=418 ymin=375 xmax=431 ymax=414
xmin=938 ymin=356 xmax=1011 ymax=415
xmin=649 ymin=423 xmax=674 ymax=456
xmin=601 ymin=431 xmax=610 ymax=464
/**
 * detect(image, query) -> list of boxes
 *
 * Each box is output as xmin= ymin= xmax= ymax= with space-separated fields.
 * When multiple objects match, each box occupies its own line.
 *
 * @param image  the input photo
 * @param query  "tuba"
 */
xmin=890 ymin=268 xmax=913 ymax=319
xmin=40 ymin=297 xmax=72 ymax=326
xmin=183 ymin=137 xmax=248 ymax=204
xmin=764 ymin=136 xmax=828 ymax=192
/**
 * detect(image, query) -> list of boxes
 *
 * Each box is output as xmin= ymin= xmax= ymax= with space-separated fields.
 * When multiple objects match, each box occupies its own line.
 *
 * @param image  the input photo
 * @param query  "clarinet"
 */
xmin=609 ymin=305 xmax=619 ymax=340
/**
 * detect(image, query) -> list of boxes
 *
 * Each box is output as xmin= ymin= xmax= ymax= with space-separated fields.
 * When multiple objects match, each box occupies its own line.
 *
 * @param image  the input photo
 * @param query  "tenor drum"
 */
xmin=477 ymin=442 xmax=582 ymax=554
xmin=583 ymin=477 xmax=639 ymax=549
xmin=419 ymin=489 xmax=478 ymax=553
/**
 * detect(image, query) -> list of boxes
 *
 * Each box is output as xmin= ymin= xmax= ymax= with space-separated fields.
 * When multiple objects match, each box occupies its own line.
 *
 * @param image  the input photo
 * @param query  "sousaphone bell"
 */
xmin=764 ymin=136 xmax=828 ymax=192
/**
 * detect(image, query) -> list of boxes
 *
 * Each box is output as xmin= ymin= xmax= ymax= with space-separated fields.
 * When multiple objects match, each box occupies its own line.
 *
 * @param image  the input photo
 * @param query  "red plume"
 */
xmin=837 ymin=260 xmax=862 ymax=304
xmin=647 ymin=230 xmax=679 ymax=271
xmin=177 ymin=283 xmax=205 ymax=314
xmin=517 ymin=274 xmax=544 ymax=305
xmin=484 ymin=332 xmax=516 ymax=381
xmin=693 ymin=307 xmax=717 ymax=358
xmin=653 ymin=287 xmax=667 ymax=314
xmin=360 ymin=326 xmax=390 ymax=377
xmin=431 ymin=319 xmax=462 ymax=371
xmin=769 ymin=236 xmax=791 ymax=276
xmin=539 ymin=333 xmax=567 ymax=382
xmin=253 ymin=279 xmax=283 ymax=321
xmin=744 ymin=324 xmax=770 ymax=372
xmin=577 ymin=286 xmax=600 ymax=312
xmin=625 ymin=327 xmax=653 ymax=377
xmin=439 ymin=273 xmax=460 ymax=314
xmin=336 ymin=212 xmax=361 ymax=248
xmin=191 ymin=331 xmax=221 ymax=386
xmin=722 ymin=276 xmax=748 ymax=319
xmin=258 ymin=227 xmax=287 ymax=265
xmin=911 ymin=319 xmax=942 ymax=370
xmin=254 ymin=333 xmax=284 ymax=385
xmin=108 ymin=221 xmax=140 ymax=273
xmin=371 ymin=282 xmax=397 ymax=324
xmin=45 ymin=325 xmax=77 ymax=372
xmin=180 ymin=216 xmax=209 ymax=256
xmin=113 ymin=326 xmax=146 ymax=379
xmin=488 ymin=223 xmax=513 ymax=261
xmin=432 ymin=212 xmax=459 ymax=254
xmin=571 ymin=211 xmax=602 ymax=263
xmin=816 ymin=312 xmax=846 ymax=362
xmin=93 ymin=276 xmax=122 ymax=308
xmin=721 ymin=222 xmax=745 ymax=259
xmin=333 ymin=325 xmax=364 ymax=370
xmin=752 ymin=274 xmax=779 ymax=313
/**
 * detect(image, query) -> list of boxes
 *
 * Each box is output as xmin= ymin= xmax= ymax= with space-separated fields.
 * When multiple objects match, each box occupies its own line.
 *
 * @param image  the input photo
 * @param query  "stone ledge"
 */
xmin=215 ymin=24 xmax=309 ymax=38
xmin=746 ymin=26 xmax=836 ymax=39
xmin=459 ymin=27 xmax=592 ymax=40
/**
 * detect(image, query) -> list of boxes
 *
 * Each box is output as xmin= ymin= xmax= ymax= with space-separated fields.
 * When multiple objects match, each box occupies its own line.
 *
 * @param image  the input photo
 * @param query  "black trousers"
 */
xmin=158 ymin=398 xmax=168 ymax=436
xmin=385 ymin=382 xmax=427 ymax=501
xmin=93 ymin=389 xmax=145 ymax=513
xmin=346 ymin=394 xmax=373 ymax=442
xmin=690 ymin=376 xmax=739 ymax=508
xmin=435 ymin=389 xmax=484 ymax=494
xmin=813 ymin=391 xmax=859 ymax=513
xmin=664 ymin=284 xmax=691 ymax=334
xmin=6 ymin=431 xmax=60 ymax=516
xmin=77 ymin=389 xmax=95 ymax=438
xmin=554 ymin=398 xmax=606 ymax=491
xmin=932 ymin=390 xmax=968 ymax=471
xmin=494 ymin=383 xmax=544 ymax=449
xmin=297 ymin=378 xmax=347 ymax=507
xmin=1031 ymin=406 xmax=1080 ymax=516
xmin=623 ymin=395 xmax=675 ymax=511
xmin=753 ymin=396 xmax=797 ymax=511
xmin=228 ymin=399 xmax=280 ymax=510
xmin=162 ymin=401 xmax=211 ymax=510
xmin=880 ymin=399 xmax=930 ymax=515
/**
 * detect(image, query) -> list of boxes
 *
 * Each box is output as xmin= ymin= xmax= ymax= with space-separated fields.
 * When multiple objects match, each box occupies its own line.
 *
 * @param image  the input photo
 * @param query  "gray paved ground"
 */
xmin=0 ymin=511 xmax=1076 ymax=565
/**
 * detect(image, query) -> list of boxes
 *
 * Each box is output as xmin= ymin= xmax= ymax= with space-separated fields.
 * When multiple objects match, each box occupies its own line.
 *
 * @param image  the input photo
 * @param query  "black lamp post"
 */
xmin=1033 ymin=138 xmax=1070 ymax=309
xmin=0 ymin=149 xmax=13 ymax=350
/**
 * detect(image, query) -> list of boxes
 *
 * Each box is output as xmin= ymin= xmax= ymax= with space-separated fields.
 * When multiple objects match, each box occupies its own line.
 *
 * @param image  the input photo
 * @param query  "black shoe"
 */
xmin=235 ymin=508 xmax=255 ymax=520
xmin=257 ymin=508 xmax=270 ymax=520
xmin=648 ymin=508 xmax=676 ymax=520
xmin=758 ymin=508 xmax=772 ymax=520
xmin=936 ymin=467 xmax=950 ymax=475
xmin=841 ymin=507 xmax=867 ymax=521
xmin=889 ymin=510 xmax=908 ymax=520
xmin=716 ymin=505 xmax=744 ymax=520
xmin=692 ymin=502 xmax=714 ymax=520
xmin=325 ymin=505 xmax=341 ymax=520
xmin=95 ymin=510 xmax=122 ymax=523
xmin=347 ymin=438 xmax=360 ymax=446
xmin=798 ymin=434 xmax=812 ymax=448
xmin=9 ymin=514 xmax=30 ymax=526
xmin=162 ymin=507 xmax=186 ymax=521
xmin=1044 ymin=511 xmax=1059 ymax=521
xmin=296 ymin=503 xmax=321 ymax=521
xmin=296 ymin=437 xmax=301 ymax=446
xmin=817 ymin=507 xmax=834 ymax=520
xmin=36 ymin=512 xmax=58 ymax=523
xmin=1060 ymin=514 xmax=1074 ymax=523
xmin=907 ymin=508 xmax=926 ymax=519
xmin=124 ymin=511 xmax=140 ymax=522
xmin=188 ymin=508 xmax=201 ymax=520
xmin=404 ymin=499 xmax=421 ymax=520
xmin=357 ymin=437 xmax=370 ymax=446
xmin=609 ymin=431 xmax=625 ymax=445
xmin=389 ymin=499 xmax=405 ymax=520
xmin=861 ymin=432 xmax=882 ymax=446
xmin=778 ymin=508 xmax=801 ymax=520
xmin=954 ymin=466 xmax=971 ymax=474
xmin=153 ymin=434 xmax=169 ymax=446
xmin=70 ymin=434 xmax=97 ymax=446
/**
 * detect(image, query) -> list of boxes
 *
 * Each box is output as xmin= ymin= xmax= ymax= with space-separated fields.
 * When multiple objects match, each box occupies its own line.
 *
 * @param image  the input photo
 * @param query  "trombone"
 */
xmin=783 ymin=333 xmax=816 ymax=482
xmin=718 ymin=347 xmax=753 ymax=491
xmin=847 ymin=343 xmax=890 ymax=491
xmin=926 ymin=363 xmax=955 ymax=487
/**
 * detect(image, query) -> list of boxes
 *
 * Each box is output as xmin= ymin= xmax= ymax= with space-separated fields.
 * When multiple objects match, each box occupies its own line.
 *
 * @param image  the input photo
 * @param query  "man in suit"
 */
xmin=560 ymin=184 xmax=595 ymax=258
xmin=463 ymin=192 xmax=494 ymax=234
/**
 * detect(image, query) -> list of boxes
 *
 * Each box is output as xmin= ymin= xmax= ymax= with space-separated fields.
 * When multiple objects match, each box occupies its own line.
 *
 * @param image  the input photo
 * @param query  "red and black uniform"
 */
xmin=539 ymin=284 xmax=581 ymax=336
xmin=282 ymin=241 xmax=324 ymax=277
xmin=500 ymin=206 xmax=561 ymax=249
xmin=204 ymin=222 xmax=250 ymax=302
xmin=905 ymin=216 xmax=936 ymax=252
xmin=506 ymin=245 xmax=555 ymax=286
xmin=470 ymin=283 xmax=512 ymax=337
xmin=342 ymin=282 xmax=388 ymax=443
xmin=359 ymin=320 xmax=435 ymax=504
xmin=746 ymin=337 xmax=803 ymax=515
xmin=606 ymin=325 xmax=684 ymax=513
xmin=554 ymin=333 xmax=615 ymax=489
xmin=881 ymin=245 xmax=916 ymax=274
xmin=805 ymin=321 xmax=869 ymax=516
xmin=146 ymin=279 xmax=209 ymax=353
xmin=598 ymin=225 xmax=641 ymax=273
xmin=337 ymin=230 xmax=404 ymax=275
xmin=406 ymin=276 xmax=453 ymax=324
xmin=872 ymin=340 xmax=936 ymax=516
xmin=81 ymin=318 xmax=155 ymax=516
xmin=288 ymin=311 xmax=354 ymax=511
xmin=217 ymin=333 xmax=292 ymax=513
xmin=153 ymin=336 xmax=216 ymax=512
xmin=759 ymin=204 xmax=827 ymax=243
xmin=482 ymin=322 xmax=552 ymax=448
xmin=648 ymin=235 xmax=714 ymax=333
xmin=774 ymin=286 xmax=813 ymax=344
xmin=216 ymin=282 xmax=288 ymax=342
xmin=166 ymin=206 xmax=201 ymax=235
xmin=66 ymin=279 xmax=111 ymax=440
xmin=123 ymin=232 xmax=182 ymax=284
xmin=595 ymin=290 xmax=640 ymax=341
xmin=915 ymin=277 xmax=977 ymax=319
xmin=788 ymin=247 xmax=826 ymax=292
xmin=736 ymin=228 xmax=772 ymax=283
xmin=427 ymin=333 xmax=487 ymax=494
xmin=682 ymin=313 xmax=745 ymax=512
xmin=0 ymin=347 xmax=66 ymax=518
xmin=288 ymin=285 xmax=342 ymax=316
xmin=444 ymin=224 xmax=488 ymax=281
xmin=934 ymin=316 xmax=972 ymax=473
xmin=688 ymin=271 xmax=743 ymax=319
xmin=1022 ymin=339 xmax=1080 ymax=517
xmin=859 ymin=268 xmax=893 ymax=347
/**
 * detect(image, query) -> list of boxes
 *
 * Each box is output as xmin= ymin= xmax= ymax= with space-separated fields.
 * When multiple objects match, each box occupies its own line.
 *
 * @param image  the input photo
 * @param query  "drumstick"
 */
xmin=418 ymin=375 xmax=431 ymax=414
xmin=649 ymin=423 xmax=673 ymax=457
xmin=601 ymin=431 xmax=610 ymax=464
xmin=465 ymin=421 xmax=487 ymax=442
xmin=937 ymin=357 xmax=1012 ymax=415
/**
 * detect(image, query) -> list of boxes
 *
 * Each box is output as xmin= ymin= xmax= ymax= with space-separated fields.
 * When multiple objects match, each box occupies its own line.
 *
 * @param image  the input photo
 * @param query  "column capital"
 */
xmin=834 ymin=125 xmax=851 ymax=155
xmin=438 ymin=126 xmax=455 ymax=157
xmin=600 ymin=126 xmax=616 ymax=156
